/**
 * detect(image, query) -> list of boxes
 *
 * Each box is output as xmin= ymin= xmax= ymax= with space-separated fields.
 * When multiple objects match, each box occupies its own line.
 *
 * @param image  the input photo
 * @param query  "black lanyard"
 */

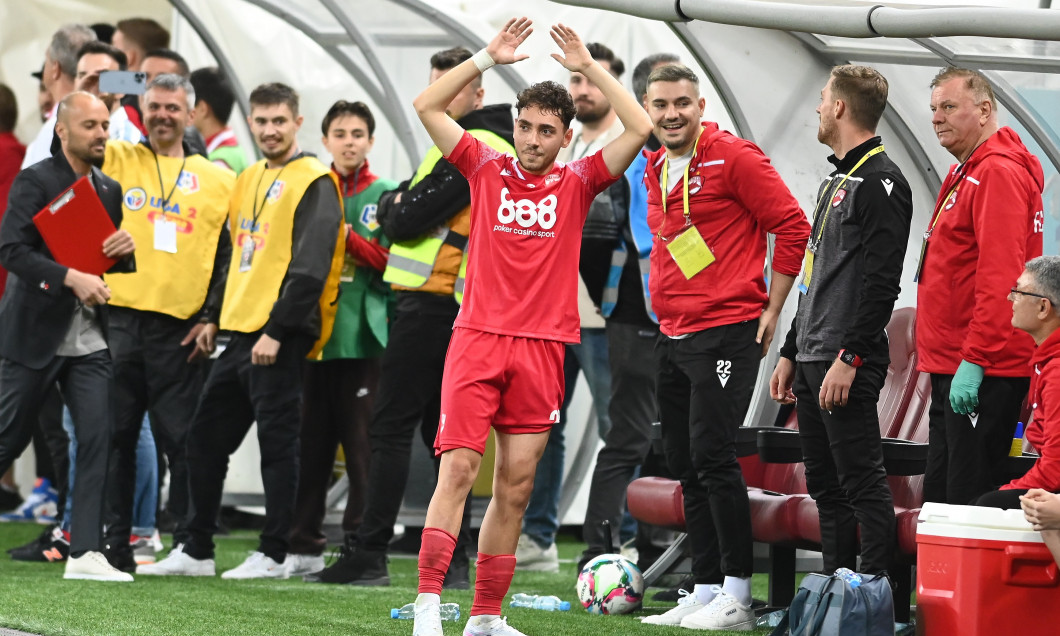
xmin=251 ymin=164 xmax=289 ymax=227
xmin=152 ymin=150 xmax=186 ymax=213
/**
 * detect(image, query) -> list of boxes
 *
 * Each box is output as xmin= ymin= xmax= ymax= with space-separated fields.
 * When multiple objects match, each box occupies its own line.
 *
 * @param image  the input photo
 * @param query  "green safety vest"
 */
xmin=383 ymin=128 xmax=514 ymax=304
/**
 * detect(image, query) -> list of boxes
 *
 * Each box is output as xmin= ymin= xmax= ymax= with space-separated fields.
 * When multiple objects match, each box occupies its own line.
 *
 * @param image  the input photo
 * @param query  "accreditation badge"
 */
xmin=665 ymin=227 xmax=715 ymax=279
xmin=239 ymin=238 xmax=255 ymax=272
xmin=153 ymin=217 xmax=178 ymax=254
xmin=340 ymin=254 xmax=356 ymax=283
xmin=913 ymin=231 xmax=930 ymax=283
xmin=798 ymin=250 xmax=815 ymax=295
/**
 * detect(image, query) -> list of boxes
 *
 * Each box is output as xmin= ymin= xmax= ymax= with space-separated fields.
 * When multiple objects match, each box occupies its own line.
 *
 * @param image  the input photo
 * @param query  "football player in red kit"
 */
xmin=407 ymin=18 xmax=652 ymax=636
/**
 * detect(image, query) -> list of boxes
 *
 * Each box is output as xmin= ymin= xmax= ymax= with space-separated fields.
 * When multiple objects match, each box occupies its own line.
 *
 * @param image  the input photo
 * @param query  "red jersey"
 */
xmin=445 ymin=131 xmax=619 ymax=342
xmin=1004 ymin=328 xmax=1060 ymax=491
xmin=916 ymin=127 xmax=1043 ymax=377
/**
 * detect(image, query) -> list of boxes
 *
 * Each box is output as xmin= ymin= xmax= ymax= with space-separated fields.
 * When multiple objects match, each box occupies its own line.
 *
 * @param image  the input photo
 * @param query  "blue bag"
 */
xmin=779 ymin=572 xmax=894 ymax=636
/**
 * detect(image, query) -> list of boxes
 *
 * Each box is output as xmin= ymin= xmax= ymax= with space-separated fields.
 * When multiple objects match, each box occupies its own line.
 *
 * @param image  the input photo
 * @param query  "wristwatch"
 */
xmin=838 ymin=349 xmax=863 ymax=368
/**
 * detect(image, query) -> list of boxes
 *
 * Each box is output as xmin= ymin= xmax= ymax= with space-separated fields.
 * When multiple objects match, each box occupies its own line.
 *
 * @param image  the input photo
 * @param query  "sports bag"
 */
xmin=773 ymin=572 xmax=894 ymax=636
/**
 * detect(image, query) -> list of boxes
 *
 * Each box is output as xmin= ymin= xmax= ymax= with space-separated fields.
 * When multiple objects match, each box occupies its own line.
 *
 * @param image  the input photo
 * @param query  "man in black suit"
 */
xmin=0 ymin=91 xmax=136 ymax=581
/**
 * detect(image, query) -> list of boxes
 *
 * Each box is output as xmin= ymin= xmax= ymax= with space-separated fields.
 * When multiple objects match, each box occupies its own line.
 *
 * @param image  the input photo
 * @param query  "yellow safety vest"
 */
xmin=102 ymin=142 xmax=234 ymax=319
xmin=220 ymin=156 xmax=345 ymax=359
xmin=383 ymin=128 xmax=514 ymax=304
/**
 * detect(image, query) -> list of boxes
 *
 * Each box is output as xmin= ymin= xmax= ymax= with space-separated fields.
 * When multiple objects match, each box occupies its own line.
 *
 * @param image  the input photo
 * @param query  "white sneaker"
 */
xmin=221 ymin=551 xmax=289 ymax=580
xmin=285 ymin=553 xmax=325 ymax=577
xmin=513 ymin=534 xmax=559 ymax=573
xmin=463 ymin=615 xmax=527 ymax=636
xmin=413 ymin=594 xmax=443 ymax=636
xmin=64 ymin=551 xmax=134 ymax=582
xmin=679 ymin=591 xmax=755 ymax=631
xmin=640 ymin=589 xmax=705 ymax=625
xmin=137 ymin=544 xmax=215 ymax=576
xmin=620 ymin=538 xmax=639 ymax=566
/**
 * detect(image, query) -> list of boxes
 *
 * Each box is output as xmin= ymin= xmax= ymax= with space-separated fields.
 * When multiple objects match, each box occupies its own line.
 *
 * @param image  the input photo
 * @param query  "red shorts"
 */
xmin=435 ymin=327 xmax=565 ymax=455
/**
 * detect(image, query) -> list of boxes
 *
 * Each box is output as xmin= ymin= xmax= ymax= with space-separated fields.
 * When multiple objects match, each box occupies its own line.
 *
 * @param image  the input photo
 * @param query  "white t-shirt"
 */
xmin=21 ymin=105 xmax=57 ymax=169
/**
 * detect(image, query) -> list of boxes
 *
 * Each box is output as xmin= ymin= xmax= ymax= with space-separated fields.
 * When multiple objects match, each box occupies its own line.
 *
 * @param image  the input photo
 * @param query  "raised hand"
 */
xmin=485 ymin=17 xmax=533 ymax=65
xmin=549 ymin=23 xmax=592 ymax=73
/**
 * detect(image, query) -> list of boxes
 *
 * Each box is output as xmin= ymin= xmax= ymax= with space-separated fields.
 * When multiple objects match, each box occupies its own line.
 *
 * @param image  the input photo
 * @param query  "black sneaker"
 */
xmin=652 ymin=573 xmax=695 ymax=602
xmin=9 ymin=525 xmax=69 ymax=562
xmin=103 ymin=542 xmax=137 ymax=573
xmin=7 ymin=525 xmax=52 ymax=556
xmin=303 ymin=542 xmax=389 ymax=585
xmin=577 ymin=550 xmax=603 ymax=573
xmin=443 ymin=553 xmax=469 ymax=590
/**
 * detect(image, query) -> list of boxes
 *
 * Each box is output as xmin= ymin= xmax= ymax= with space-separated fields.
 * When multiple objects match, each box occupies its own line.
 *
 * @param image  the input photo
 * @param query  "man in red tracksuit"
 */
xmin=976 ymin=256 xmax=1060 ymax=510
xmin=918 ymin=67 xmax=1044 ymax=506
xmin=639 ymin=64 xmax=809 ymax=631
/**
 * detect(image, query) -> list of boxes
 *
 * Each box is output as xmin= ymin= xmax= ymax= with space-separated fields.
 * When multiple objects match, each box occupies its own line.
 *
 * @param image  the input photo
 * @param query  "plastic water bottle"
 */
xmin=755 ymin=609 xmax=787 ymax=628
xmin=509 ymin=593 xmax=571 ymax=611
xmin=1011 ymin=421 xmax=1025 ymax=457
xmin=835 ymin=567 xmax=862 ymax=588
xmin=390 ymin=602 xmax=461 ymax=620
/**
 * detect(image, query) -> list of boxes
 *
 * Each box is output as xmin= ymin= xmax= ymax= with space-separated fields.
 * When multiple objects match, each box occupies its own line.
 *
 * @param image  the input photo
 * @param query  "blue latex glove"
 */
xmin=949 ymin=360 xmax=985 ymax=416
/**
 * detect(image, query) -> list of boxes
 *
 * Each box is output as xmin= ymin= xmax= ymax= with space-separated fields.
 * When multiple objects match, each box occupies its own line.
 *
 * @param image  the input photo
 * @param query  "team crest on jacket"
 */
xmin=124 ymin=187 xmax=147 ymax=211
xmin=545 ymin=173 xmax=560 ymax=186
xmin=831 ymin=189 xmax=847 ymax=207
xmin=360 ymin=204 xmax=379 ymax=231
xmin=176 ymin=171 xmax=199 ymax=195
xmin=688 ymin=175 xmax=703 ymax=195
xmin=267 ymin=181 xmax=285 ymax=202
xmin=944 ymin=190 xmax=958 ymax=210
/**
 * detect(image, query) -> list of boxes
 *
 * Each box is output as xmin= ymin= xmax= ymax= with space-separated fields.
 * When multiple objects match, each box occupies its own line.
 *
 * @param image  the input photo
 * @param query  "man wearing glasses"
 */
xmin=917 ymin=67 xmax=1044 ymax=506
xmin=975 ymin=258 xmax=1060 ymax=511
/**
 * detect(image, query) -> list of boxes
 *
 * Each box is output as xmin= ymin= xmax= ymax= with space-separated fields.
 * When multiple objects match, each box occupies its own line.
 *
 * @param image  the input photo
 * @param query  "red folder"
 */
xmin=33 ymin=176 xmax=118 ymax=276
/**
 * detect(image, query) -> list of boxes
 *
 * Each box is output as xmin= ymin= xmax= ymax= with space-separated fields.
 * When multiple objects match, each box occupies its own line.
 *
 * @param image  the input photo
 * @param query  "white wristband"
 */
xmin=472 ymin=48 xmax=496 ymax=74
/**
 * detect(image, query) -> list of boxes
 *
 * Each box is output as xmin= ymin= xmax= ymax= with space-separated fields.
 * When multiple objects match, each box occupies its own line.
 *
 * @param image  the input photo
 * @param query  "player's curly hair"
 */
xmin=515 ymin=81 xmax=576 ymax=129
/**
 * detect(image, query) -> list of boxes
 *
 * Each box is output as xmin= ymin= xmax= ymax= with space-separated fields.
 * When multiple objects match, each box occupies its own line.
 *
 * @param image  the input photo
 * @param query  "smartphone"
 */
xmin=99 ymin=70 xmax=147 ymax=95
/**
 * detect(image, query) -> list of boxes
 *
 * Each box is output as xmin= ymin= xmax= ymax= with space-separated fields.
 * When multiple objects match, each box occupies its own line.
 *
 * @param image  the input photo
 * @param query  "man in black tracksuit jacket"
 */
xmin=770 ymin=65 xmax=912 ymax=576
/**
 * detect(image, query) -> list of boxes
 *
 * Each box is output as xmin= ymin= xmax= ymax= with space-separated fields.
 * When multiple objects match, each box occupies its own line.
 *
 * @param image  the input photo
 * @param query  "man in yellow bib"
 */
xmin=99 ymin=73 xmax=234 ymax=572
xmin=140 ymin=82 xmax=345 ymax=580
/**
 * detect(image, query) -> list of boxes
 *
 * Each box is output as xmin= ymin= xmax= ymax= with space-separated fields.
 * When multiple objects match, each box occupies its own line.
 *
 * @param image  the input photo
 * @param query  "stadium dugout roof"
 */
xmin=5 ymin=0 xmax=1060 ymax=521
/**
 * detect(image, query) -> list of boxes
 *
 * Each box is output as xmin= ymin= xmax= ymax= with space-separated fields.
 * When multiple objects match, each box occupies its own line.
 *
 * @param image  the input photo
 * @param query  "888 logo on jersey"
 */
xmin=493 ymin=187 xmax=557 ymax=238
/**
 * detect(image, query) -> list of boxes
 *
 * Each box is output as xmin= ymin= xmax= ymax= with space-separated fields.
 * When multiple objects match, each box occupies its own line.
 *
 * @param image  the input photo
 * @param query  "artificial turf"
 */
xmin=0 ymin=523 xmax=775 ymax=636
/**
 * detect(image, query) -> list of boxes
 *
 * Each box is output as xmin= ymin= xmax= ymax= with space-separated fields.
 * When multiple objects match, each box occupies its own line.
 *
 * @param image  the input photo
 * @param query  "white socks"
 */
xmin=694 ymin=583 xmax=719 ymax=605
xmin=722 ymin=576 xmax=752 ymax=606
xmin=416 ymin=592 xmax=440 ymax=606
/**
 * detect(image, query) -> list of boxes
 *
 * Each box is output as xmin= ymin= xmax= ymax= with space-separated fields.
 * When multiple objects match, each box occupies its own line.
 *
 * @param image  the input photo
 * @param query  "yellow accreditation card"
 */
xmin=340 ymin=254 xmax=357 ymax=283
xmin=798 ymin=249 xmax=815 ymax=294
xmin=666 ymin=226 xmax=715 ymax=279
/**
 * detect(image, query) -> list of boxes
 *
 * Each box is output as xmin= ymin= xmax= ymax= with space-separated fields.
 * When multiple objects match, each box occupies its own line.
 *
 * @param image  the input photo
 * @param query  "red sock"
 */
xmin=417 ymin=527 xmax=457 ymax=595
xmin=471 ymin=553 xmax=517 ymax=617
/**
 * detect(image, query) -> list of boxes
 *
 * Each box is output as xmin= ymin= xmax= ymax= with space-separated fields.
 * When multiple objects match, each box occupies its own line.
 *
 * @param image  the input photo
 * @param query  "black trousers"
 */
xmin=974 ymin=488 xmax=1030 ymax=509
xmin=355 ymin=307 xmax=472 ymax=555
xmin=289 ymin=357 xmax=380 ymax=555
xmin=32 ymin=385 xmax=67 ymax=514
xmin=0 ymin=350 xmax=113 ymax=554
xmin=582 ymin=322 xmax=658 ymax=554
xmin=656 ymin=321 xmax=758 ymax=581
xmin=794 ymin=360 xmax=893 ymax=574
xmin=184 ymin=332 xmax=312 ymax=562
xmin=924 ymin=374 xmax=1029 ymax=505
xmin=105 ymin=307 xmax=205 ymax=547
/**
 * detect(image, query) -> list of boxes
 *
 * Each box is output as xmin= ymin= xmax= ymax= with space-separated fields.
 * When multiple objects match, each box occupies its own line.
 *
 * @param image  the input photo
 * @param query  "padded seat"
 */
xmin=624 ymin=476 xmax=686 ymax=532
